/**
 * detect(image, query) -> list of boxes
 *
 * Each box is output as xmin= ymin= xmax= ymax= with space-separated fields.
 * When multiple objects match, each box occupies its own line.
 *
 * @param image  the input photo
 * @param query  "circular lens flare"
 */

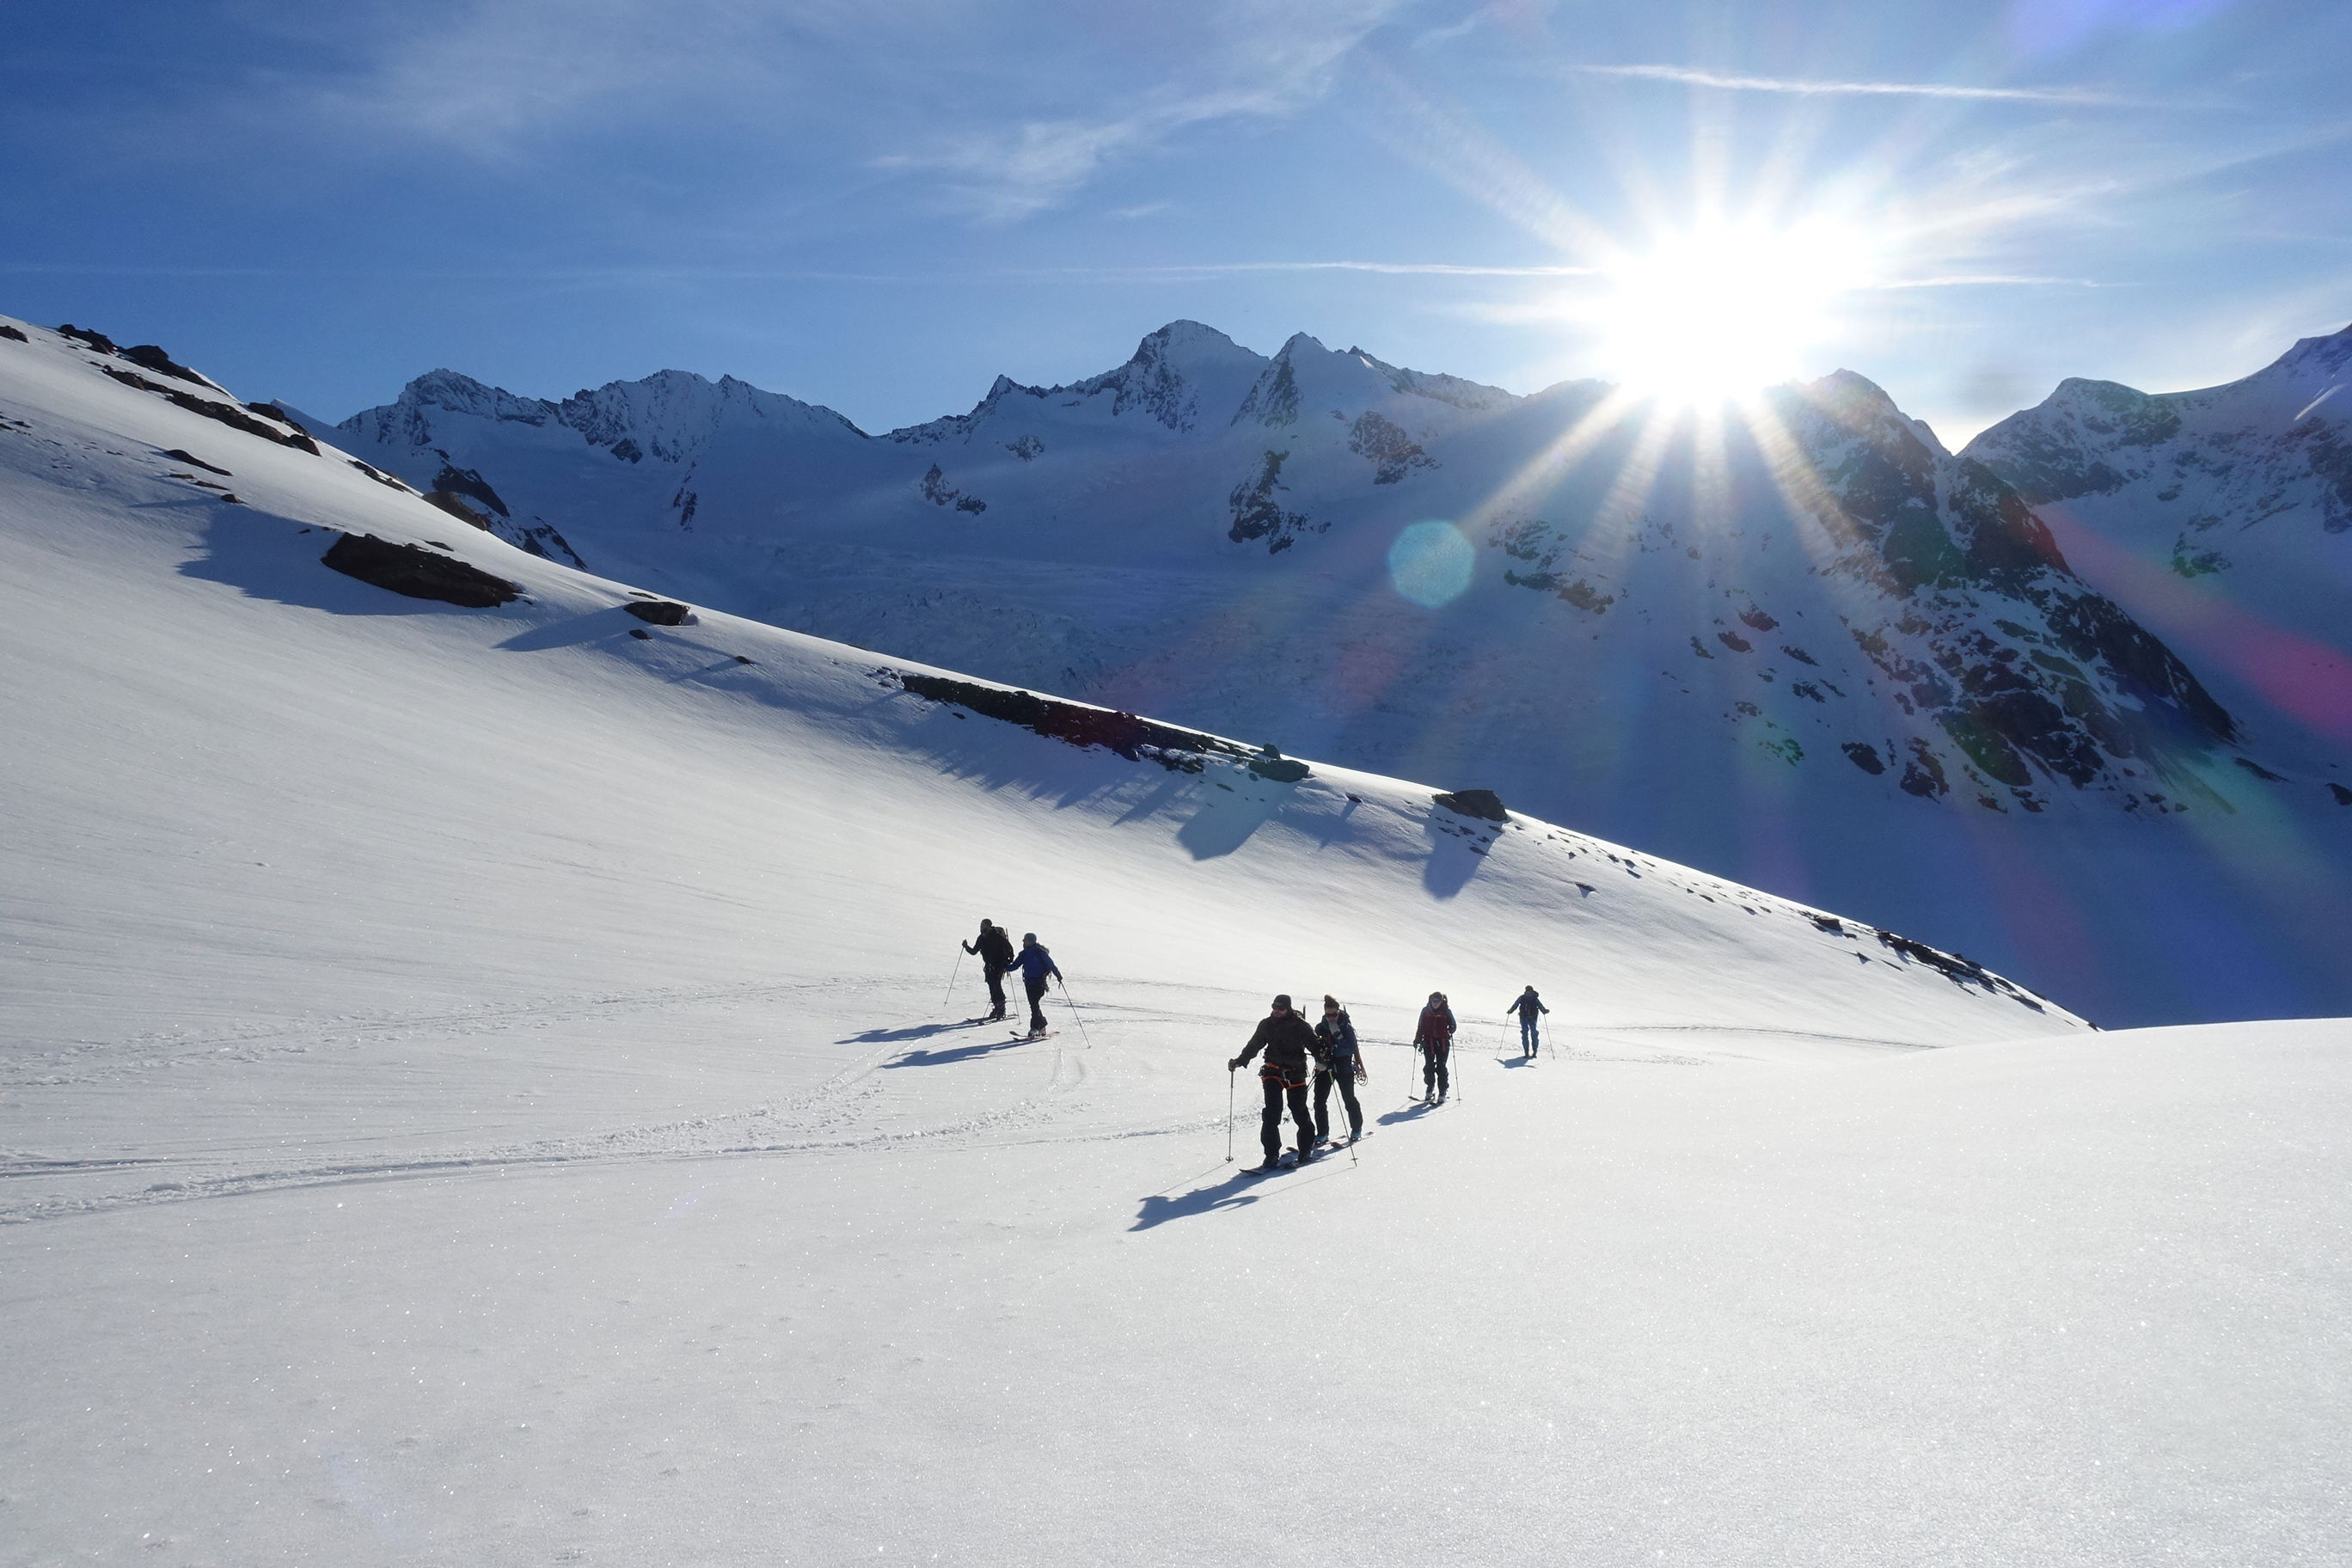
xmin=1591 ymin=219 xmax=1875 ymax=404
xmin=1388 ymin=520 xmax=1475 ymax=608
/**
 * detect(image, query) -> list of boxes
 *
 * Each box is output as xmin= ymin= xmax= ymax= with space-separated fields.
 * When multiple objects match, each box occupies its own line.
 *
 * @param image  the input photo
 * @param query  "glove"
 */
xmin=1228 ymin=1057 xmax=1242 ymax=1071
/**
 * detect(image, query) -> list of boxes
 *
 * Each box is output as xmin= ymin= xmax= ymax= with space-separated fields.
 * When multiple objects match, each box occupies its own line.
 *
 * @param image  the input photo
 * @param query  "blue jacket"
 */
xmin=1010 ymin=945 xmax=1062 ymax=984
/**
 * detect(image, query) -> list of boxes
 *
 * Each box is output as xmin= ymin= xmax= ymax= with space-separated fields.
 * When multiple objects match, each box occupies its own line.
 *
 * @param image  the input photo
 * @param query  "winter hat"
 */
xmin=1273 ymin=994 xmax=1293 ymax=1009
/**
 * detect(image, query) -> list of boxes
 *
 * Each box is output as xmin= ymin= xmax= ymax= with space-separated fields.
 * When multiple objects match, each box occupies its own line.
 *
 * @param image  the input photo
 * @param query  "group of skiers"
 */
xmin=954 ymin=919 xmax=1557 ymax=1176
xmin=959 ymin=918 xmax=1062 ymax=1037
xmin=1225 ymin=983 xmax=1553 ymax=1173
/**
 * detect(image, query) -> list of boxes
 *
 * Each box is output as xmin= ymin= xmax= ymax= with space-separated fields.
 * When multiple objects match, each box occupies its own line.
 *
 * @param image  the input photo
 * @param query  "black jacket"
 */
xmin=965 ymin=927 xmax=1015 ymax=968
xmin=1236 ymin=1011 xmax=1319 ymax=1077
xmin=1314 ymin=1013 xmax=1359 ymax=1067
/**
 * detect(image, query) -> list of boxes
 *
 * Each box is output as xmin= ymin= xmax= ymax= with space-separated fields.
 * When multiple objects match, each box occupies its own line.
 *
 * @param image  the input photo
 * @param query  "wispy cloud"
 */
xmin=1574 ymin=63 xmax=2157 ymax=107
xmin=879 ymin=0 xmax=1406 ymax=221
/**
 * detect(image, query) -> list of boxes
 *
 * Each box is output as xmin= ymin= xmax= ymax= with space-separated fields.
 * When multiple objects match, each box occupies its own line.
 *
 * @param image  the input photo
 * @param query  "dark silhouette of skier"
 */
xmin=1508 ymin=985 xmax=1549 ymax=1057
xmin=1008 ymin=933 xmax=1062 ymax=1038
xmin=962 ymin=919 xmax=1015 ymax=1020
xmin=1230 ymin=995 xmax=1320 ymax=1171
xmin=1414 ymin=992 xmax=1456 ymax=1102
xmin=1312 ymin=994 xmax=1364 ymax=1145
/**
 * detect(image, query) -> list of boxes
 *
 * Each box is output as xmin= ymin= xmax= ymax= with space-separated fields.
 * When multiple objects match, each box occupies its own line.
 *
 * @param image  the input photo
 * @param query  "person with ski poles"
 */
xmin=1311 ymin=994 xmax=1365 ymax=1146
xmin=1414 ymin=991 xmax=1457 ymax=1102
xmin=1508 ymin=984 xmax=1549 ymax=1058
xmin=962 ymin=918 xmax=1015 ymax=1021
xmin=1008 ymin=933 xmax=1062 ymax=1038
xmin=1229 ymin=994 xmax=1320 ymax=1172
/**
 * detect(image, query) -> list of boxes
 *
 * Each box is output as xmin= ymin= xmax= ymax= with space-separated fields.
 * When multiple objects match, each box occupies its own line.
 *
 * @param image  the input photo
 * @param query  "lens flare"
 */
xmin=1388 ymin=521 xmax=1476 ymax=608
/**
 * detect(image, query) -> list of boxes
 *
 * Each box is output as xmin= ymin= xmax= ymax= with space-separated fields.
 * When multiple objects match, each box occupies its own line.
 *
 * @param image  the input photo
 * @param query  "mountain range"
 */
xmin=285 ymin=318 xmax=2352 ymax=1025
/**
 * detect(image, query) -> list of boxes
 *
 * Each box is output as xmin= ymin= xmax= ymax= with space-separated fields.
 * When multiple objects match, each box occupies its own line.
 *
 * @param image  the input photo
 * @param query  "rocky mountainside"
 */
xmin=1963 ymin=325 xmax=2352 ymax=775
xmin=303 ymin=320 xmax=2352 ymax=1024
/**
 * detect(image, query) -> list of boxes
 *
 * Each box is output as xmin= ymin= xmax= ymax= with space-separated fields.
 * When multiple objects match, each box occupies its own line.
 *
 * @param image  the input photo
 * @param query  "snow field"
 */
xmin=5 ymin=313 xmax=2343 ymax=1565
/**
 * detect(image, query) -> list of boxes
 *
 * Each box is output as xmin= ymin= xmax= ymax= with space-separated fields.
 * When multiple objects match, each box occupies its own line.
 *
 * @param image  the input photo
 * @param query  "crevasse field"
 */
xmin=3 ymin=318 xmax=2346 ymax=1565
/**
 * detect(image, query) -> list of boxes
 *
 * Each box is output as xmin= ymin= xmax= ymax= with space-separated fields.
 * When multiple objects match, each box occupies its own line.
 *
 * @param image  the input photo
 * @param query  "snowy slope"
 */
xmin=1964 ymin=324 xmax=2352 ymax=780
xmin=5 ymin=315 xmax=2348 ymax=1567
xmin=310 ymin=321 xmax=2352 ymax=1024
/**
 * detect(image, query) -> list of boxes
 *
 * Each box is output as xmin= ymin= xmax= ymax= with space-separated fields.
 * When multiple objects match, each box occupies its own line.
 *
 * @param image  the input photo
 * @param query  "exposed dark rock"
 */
xmin=2233 ymin=756 xmax=2286 ymax=782
xmin=2329 ymin=783 xmax=2352 ymax=806
xmin=892 ymin=671 xmax=1293 ymax=777
xmin=629 ymin=628 xmax=652 ymax=640
xmin=954 ymin=494 xmax=988 ymax=514
xmin=609 ymin=438 xmax=644 ymax=463
xmin=1810 ymin=915 xmax=1846 ymax=934
xmin=0 ymin=324 xmax=30 ymax=343
xmin=246 ymin=400 xmax=300 ymax=423
xmin=1227 ymin=450 xmax=1318 ymax=552
xmin=1433 ymin=788 xmax=1509 ymax=822
xmin=1738 ymin=605 xmax=1779 ymax=631
xmin=100 ymin=365 xmax=322 ymax=453
xmin=624 ymin=599 xmax=692 ymax=626
xmin=1780 ymin=644 xmax=1818 ymax=665
xmin=1841 ymin=741 xmax=1886 ymax=775
xmin=1247 ymin=749 xmax=1310 ymax=783
xmin=423 ymin=492 xmax=494 ymax=530
xmin=162 ymin=449 xmax=230 ymax=476
xmin=58 ymin=324 xmax=118 ymax=352
xmin=1347 ymin=411 xmax=1436 ymax=484
xmin=1716 ymin=630 xmax=1752 ymax=653
xmin=431 ymin=463 xmax=510 ymax=517
xmin=1898 ymin=739 xmax=1948 ymax=799
xmin=321 ymin=533 xmax=520 ymax=608
xmin=347 ymin=459 xmax=409 ymax=491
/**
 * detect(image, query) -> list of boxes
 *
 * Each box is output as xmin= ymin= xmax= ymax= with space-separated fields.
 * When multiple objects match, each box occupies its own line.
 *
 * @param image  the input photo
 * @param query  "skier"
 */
xmin=1508 ymin=984 xmax=1549 ymax=1057
xmin=961 ymin=918 xmax=1015 ymax=1021
xmin=1229 ymin=994 xmax=1320 ymax=1172
xmin=1311 ymin=994 xmax=1364 ymax=1145
xmin=1414 ymin=991 xmax=1457 ymax=1102
xmin=1008 ymin=932 xmax=1062 ymax=1038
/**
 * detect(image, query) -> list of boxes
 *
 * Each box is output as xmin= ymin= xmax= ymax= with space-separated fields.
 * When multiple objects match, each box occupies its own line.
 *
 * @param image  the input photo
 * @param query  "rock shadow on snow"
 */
xmin=175 ymin=511 xmax=517 ymax=619
xmin=1175 ymin=785 xmax=1283 ymax=860
xmin=497 ymin=607 xmax=658 ymax=652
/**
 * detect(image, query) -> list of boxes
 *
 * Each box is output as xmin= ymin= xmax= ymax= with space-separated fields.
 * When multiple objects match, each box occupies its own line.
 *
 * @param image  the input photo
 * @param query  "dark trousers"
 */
xmin=983 ymin=965 xmax=1008 ymax=1018
xmin=1519 ymin=1015 xmax=1540 ymax=1052
xmin=1421 ymin=1044 xmax=1450 ymax=1098
xmin=1024 ymin=976 xmax=1050 ymax=1034
xmin=1260 ymin=1075 xmax=1313 ymax=1161
xmin=1314 ymin=1067 xmax=1362 ymax=1142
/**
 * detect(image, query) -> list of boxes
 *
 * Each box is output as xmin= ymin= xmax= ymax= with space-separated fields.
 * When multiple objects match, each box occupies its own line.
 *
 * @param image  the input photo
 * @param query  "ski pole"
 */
xmin=942 ymin=946 xmax=965 ymax=1008
xmin=1055 ymin=977 xmax=1094 ymax=1050
xmin=1225 ymin=1065 xmax=1237 ymax=1163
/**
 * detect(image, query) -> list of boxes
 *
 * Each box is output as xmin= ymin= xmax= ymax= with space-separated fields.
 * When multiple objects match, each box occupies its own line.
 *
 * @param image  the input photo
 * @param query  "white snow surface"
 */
xmin=3 ymin=318 xmax=2346 ymax=1565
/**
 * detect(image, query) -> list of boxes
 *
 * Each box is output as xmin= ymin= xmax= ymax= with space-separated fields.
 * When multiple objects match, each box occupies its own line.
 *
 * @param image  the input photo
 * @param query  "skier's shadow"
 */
xmin=840 ymin=1020 xmax=987 ymax=1044
xmin=883 ymin=1038 xmax=1029 ymax=1068
xmin=1376 ymin=1102 xmax=1437 ymax=1126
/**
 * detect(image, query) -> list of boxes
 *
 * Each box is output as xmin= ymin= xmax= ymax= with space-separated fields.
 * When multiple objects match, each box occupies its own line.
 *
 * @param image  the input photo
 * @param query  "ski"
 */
xmin=1008 ymin=1029 xmax=1057 ymax=1042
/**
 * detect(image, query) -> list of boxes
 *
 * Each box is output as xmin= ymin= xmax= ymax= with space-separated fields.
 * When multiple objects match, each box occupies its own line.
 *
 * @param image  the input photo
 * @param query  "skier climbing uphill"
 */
xmin=1415 ymin=991 xmax=1457 ymax=1102
xmin=1508 ymin=985 xmax=1549 ymax=1058
xmin=1230 ymin=995 xmax=1320 ymax=1172
xmin=1312 ymin=995 xmax=1364 ymax=1146
xmin=1009 ymin=933 xmax=1062 ymax=1038
xmin=962 ymin=918 xmax=1015 ymax=1021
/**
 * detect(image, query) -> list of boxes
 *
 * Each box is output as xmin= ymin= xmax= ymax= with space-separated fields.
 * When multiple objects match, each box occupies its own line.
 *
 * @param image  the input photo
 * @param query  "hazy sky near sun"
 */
xmin=6 ymin=0 xmax=2348 ymax=443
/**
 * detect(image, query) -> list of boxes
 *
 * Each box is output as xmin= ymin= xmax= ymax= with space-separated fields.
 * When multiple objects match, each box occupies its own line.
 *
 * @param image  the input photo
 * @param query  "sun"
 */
xmin=1588 ymin=218 xmax=1877 ymax=404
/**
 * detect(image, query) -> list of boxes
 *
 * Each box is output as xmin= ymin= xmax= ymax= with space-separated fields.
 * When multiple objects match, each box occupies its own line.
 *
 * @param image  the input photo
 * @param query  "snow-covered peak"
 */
xmin=554 ymin=368 xmax=867 ymax=461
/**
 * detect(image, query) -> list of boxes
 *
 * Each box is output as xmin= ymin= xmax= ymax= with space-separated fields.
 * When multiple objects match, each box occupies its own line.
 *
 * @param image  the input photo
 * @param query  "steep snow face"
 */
xmin=1963 ymin=327 xmax=2352 ymax=766
xmin=311 ymin=318 xmax=2352 ymax=1023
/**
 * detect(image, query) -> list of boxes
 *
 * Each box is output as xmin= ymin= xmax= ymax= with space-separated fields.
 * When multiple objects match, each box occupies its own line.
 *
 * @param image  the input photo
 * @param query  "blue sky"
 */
xmin=6 ymin=0 xmax=2347 ymax=442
